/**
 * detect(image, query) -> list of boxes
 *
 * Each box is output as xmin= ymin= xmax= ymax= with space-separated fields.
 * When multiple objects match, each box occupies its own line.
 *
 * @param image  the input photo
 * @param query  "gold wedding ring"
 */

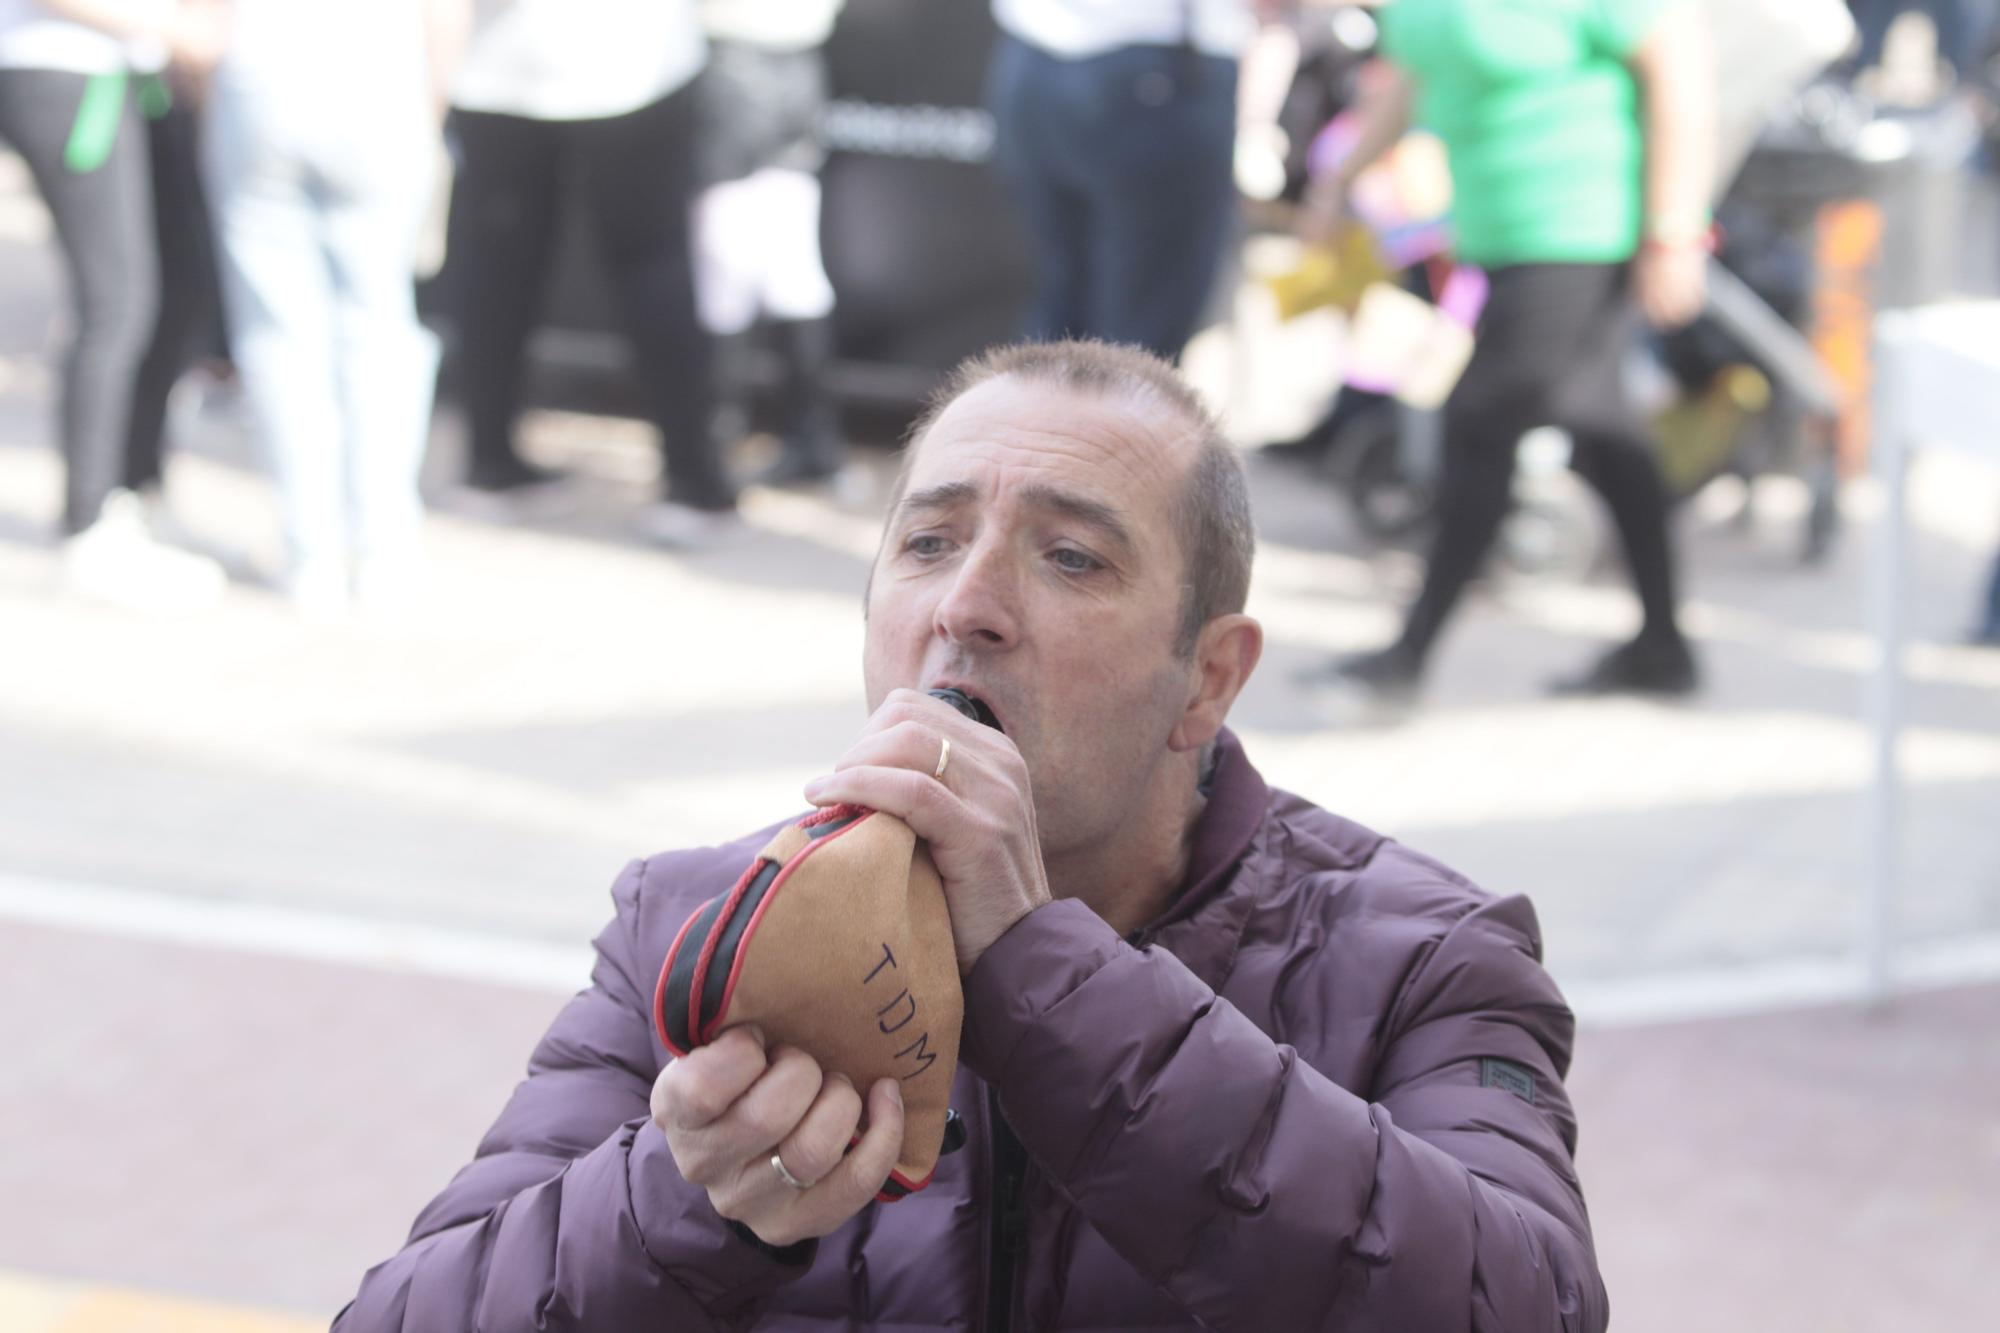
xmin=933 ymin=736 xmax=951 ymax=781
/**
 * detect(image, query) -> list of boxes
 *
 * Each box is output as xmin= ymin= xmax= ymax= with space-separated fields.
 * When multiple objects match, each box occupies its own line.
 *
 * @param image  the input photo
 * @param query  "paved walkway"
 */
xmin=3 ymin=380 xmax=1996 ymax=993
xmin=1 ymin=919 xmax=1991 ymax=1331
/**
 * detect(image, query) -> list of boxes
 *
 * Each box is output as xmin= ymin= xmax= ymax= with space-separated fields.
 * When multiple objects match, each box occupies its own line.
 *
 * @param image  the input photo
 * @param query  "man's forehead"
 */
xmin=904 ymin=375 xmax=1195 ymax=498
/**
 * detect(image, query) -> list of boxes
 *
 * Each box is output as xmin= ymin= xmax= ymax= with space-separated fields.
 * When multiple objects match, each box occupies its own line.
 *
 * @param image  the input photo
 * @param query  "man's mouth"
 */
xmin=926 ymin=683 xmax=1003 ymax=733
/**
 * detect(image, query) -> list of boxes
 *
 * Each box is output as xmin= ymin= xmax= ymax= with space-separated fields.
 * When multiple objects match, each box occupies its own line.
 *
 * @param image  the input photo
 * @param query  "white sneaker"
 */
xmin=60 ymin=491 xmax=227 ymax=615
xmin=636 ymin=501 xmax=743 ymax=552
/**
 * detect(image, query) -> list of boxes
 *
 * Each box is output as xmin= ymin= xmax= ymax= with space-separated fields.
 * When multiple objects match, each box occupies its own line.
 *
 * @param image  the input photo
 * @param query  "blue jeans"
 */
xmin=205 ymin=78 xmax=438 ymax=572
xmin=987 ymin=35 xmax=1238 ymax=360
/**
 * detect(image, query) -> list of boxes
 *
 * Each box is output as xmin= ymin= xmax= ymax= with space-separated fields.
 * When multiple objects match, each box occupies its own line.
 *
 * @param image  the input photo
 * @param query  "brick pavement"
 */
xmin=2 ymin=919 xmax=1992 ymax=1331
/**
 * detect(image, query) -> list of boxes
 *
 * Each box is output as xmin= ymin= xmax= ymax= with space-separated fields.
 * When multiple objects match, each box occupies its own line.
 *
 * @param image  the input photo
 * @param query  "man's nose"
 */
xmin=933 ymin=540 xmax=1019 ymax=649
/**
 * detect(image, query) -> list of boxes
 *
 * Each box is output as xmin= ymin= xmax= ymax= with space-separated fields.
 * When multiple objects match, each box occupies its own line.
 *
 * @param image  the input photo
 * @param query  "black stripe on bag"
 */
xmin=660 ymin=891 xmax=733 ymax=1052
xmin=697 ymin=811 xmax=864 ymax=1035
xmin=696 ymin=858 xmax=784 ymax=1038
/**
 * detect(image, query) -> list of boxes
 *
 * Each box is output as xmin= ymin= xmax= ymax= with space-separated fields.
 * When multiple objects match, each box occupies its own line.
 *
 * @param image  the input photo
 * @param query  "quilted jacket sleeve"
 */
xmin=961 ymin=894 xmax=1608 ymax=1333
xmin=334 ymin=859 xmax=812 ymax=1331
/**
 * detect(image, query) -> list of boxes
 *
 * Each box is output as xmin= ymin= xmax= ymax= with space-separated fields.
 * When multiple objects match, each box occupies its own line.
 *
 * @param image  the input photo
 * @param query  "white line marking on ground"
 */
xmin=1561 ymin=933 xmax=2000 ymax=1027
xmin=3 ymin=871 xmax=1996 ymax=1023
xmin=0 ymin=873 xmax=593 ymax=993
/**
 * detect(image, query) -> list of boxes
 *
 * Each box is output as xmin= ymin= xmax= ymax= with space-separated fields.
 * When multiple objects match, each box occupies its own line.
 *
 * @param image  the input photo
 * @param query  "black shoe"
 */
xmin=465 ymin=456 xmax=565 ymax=494
xmin=1549 ymin=636 xmax=1700 ymax=698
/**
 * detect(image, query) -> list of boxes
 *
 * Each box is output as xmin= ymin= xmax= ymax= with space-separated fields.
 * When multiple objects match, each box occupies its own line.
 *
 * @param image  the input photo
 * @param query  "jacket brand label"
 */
xmin=1480 ymin=1058 xmax=1537 ymax=1105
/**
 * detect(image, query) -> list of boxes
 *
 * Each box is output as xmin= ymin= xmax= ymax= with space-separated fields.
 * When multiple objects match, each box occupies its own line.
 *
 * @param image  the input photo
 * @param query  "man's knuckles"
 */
xmin=871 ymin=692 xmax=938 ymax=734
xmin=782 ymin=1131 xmax=847 ymax=1187
xmin=654 ymin=1061 xmax=743 ymax=1131
xmin=839 ymin=719 xmax=938 ymax=774
xmin=725 ymin=1046 xmax=823 ymax=1139
xmin=784 ymin=1083 xmax=863 ymax=1182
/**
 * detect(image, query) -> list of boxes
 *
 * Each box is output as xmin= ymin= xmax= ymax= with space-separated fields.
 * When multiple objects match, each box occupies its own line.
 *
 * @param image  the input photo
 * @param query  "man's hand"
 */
xmin=803 ymin=689 xmax=1053 ymax=972
xmin=651 ymin=1026 xmax=905 ymax=1249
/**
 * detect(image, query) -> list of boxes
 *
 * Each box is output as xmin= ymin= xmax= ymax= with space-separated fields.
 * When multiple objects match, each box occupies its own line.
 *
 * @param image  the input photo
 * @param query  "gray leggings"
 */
xmin=0 ymin=67 xmax=159 ymax=534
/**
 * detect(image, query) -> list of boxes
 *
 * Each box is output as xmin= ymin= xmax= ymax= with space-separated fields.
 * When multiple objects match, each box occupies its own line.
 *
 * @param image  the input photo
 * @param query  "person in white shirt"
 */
xmin=986 ymin=0 xmax=1255 ymax=360
xmin=0 ymin=0 xmax=228 ymax=612
xmin=693 ymin=0 xmax=847 ymax=489
xmin=202 ymin=0 xmax=466 ymax=617
xmin=448 ymin=0 xmax=735 ymax=548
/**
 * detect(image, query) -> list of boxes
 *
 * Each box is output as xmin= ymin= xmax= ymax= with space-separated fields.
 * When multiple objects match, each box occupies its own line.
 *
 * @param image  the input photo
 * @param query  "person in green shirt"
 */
xmin=1303 ymin=0 xmax=1716 ymax=700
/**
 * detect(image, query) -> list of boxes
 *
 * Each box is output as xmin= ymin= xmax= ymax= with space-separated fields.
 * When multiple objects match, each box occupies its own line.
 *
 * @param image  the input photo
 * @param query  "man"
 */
xmin=336 ymin=340 xmax=1609 ymax=1331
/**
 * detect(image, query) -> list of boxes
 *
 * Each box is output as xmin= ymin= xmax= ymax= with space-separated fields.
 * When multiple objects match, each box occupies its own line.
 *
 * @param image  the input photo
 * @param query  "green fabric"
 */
xmin=63 ymin=72 xmax=127 ymax=175
xmin=137 ymin=73 xmax=173 ymax=121
xmin=1378 ymin=0 xmax=1674 ymax=266
xmin=62 ymin=73 xmax=172 ymax=177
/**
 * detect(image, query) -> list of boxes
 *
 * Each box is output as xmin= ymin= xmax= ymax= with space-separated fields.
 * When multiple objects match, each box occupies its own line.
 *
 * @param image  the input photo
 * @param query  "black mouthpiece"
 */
xmin=927 ymin=687 xmax=1001 ymax=732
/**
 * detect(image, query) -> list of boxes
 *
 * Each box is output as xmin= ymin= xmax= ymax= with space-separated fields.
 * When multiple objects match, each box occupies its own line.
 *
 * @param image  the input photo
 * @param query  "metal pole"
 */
xmin=1863 ymin=314 xmax=1911 ymax=1012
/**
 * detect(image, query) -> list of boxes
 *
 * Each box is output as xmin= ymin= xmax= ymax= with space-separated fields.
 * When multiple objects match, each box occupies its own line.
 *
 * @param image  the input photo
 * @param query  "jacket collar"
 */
xmin=1133 ymin=728 xmax=1267 ymax=991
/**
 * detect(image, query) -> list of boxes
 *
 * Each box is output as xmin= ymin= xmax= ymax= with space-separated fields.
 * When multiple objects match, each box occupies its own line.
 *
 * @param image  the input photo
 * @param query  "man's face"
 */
xmin=863 ymin=376 xmax=1198 ymax=856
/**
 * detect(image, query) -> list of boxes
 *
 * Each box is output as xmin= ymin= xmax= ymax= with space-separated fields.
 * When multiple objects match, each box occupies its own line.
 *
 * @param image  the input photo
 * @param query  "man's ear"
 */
xmin=1170 ymin=614 xmax=1264 ymax=753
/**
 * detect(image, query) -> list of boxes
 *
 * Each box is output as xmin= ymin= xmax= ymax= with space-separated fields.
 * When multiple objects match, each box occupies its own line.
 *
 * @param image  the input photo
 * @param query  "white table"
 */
xmin=1866 ymin=303 xmax=2000 ymax=1006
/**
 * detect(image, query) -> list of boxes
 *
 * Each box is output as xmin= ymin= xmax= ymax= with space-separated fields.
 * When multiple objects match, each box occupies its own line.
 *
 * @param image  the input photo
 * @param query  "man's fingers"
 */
xmin=715 ymin=1077 xmax=902 ymax=1245
xmin=660 ymin=1040 xmax=823 ymax=1185
xmin=793 ymin=1078 xmax=906 ymax=1230
xmin=829 ymin=720 xmax=943 ymax=779
xmin=843 ymin=690 xmax=960 ymax=746
xmin=774 ymin=1071 xmax=864 ymax=1187
xmin=804 ymin=764 xmax=959 ymax=838
xmin=812 ymin=1072 xmax=908 ymax=1200
xmin=696 ymin=1043 xmax=824 ymax=1162
xmin=652 ymin=1025 xmax=768 ymax=1131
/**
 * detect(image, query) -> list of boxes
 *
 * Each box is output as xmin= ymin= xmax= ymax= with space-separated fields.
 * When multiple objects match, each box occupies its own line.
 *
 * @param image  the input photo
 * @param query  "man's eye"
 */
xmin=1050 ymin=547 xmax=1102 ymax=574
xmin=905 ymin=534 xmax=951 ymax=558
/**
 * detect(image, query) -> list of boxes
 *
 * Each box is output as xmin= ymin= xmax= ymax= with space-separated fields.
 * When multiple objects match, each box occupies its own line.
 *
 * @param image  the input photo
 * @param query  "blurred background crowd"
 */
xmin=1 ymin=2 xmax=1998 ymax=1330
xmin=15 ymin=0 xmax=1997 ymax=642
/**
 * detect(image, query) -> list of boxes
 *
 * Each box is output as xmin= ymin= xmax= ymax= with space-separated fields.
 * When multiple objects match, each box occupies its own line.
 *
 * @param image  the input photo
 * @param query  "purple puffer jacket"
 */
xmin=337 ymin=732 xmax=1607 ymax=1331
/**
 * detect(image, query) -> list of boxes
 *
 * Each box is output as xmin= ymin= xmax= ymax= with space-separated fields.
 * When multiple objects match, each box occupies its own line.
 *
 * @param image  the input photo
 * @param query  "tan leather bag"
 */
xmin=654 ymin=803 xmax=964 ymax=1198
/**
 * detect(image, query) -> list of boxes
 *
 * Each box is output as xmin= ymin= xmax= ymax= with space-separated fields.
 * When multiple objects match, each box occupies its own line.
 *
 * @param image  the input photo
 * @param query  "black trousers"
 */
xmin=125 ymin=97 xmax=225 ymax=494
xmin=448 ymin=87 xmax=728 ymax=509
xmin=1395 ymin=262 xmax=1685 ymax=666
xmin=0 ymin=69 xmax=158 ymax=533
